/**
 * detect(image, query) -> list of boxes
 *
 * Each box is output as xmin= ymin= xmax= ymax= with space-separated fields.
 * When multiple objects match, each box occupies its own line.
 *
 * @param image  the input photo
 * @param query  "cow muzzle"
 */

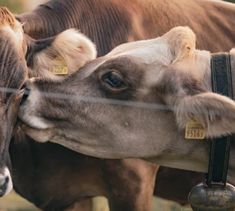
xmin=0 ymin=167 xmax=13 ymax=197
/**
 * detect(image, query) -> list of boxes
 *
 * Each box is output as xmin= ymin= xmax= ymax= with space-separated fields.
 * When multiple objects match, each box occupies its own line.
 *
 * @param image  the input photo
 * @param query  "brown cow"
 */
xmin=17 ymin=0 xmax=235 ymax=54
xmin=19 ymin=26 xmax=235 ymax=186
xmin=16 ymin=0 xmax=235 ymax=206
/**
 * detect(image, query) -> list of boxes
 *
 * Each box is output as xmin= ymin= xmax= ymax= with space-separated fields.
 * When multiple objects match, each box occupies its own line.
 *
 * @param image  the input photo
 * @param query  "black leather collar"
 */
xmin=207 ymin=53 xmax=233 ymax=186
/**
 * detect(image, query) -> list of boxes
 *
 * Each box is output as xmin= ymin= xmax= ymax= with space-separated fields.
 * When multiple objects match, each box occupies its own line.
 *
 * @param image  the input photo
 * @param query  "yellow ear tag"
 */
xmin=185 ymin=118 xmax=205 ymax=140
xmin=50 ymin=56 xmax=69 ymax=75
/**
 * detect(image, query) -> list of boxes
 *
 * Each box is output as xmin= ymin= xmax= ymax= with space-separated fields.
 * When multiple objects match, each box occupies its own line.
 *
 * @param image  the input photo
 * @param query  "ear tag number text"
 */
xmin=185 ymin=118 xmax=205 ymax=140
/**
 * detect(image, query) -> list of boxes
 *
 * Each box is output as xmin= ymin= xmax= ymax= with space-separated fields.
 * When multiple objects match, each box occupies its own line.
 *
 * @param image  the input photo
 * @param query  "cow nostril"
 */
xmin=20 ymin=85 xmax=31 ymax=105
xmin=0 ymin=176 xmax=8 ymax=185
xmin=5 ymin=176 xmax=9 ymax=184
xmin=0 ymin=176 xmax=9 ymax=191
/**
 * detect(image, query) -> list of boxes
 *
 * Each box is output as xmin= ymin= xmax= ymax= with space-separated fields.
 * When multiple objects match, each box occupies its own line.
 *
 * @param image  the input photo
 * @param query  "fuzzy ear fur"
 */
xmin=175 ymin=92 xmax=235 ymax=138
xmin=0 ymin=7 xmax=16 ymax=28
xmin=31 ymin=29 xmax=97 ymax=78
xmin=51 ymin=29 xmax=97 ymax=71
xmin=162 ymin=26 xmax=196 ymax=63
xmin=0 ymin=7 xmax=24 ymax=49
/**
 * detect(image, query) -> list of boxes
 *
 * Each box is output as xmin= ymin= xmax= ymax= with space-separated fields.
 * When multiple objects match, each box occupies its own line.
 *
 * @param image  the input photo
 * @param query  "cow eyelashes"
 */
xmin=100 ymin=71 xmax=128 ymax=92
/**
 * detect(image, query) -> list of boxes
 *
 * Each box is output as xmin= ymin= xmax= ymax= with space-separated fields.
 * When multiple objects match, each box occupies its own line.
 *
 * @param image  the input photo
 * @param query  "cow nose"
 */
xmin=0 ymin=175 xmax=9 ymax=197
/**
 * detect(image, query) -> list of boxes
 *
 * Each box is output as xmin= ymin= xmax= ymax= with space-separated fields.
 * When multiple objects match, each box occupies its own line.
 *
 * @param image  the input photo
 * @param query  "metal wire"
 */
xmin=0 ymin=86 xmax=171 ymax=111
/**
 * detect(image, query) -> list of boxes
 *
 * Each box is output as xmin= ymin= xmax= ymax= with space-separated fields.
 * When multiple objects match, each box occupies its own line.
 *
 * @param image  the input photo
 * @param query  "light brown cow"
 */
xmin=19 ymin=26 xmax=235 ymax=182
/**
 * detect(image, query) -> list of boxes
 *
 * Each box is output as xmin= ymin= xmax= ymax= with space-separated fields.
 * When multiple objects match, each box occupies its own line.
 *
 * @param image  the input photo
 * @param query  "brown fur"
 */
xmin=10 ymin=132 xmax=157 ymax=211
xmin=18 ymin=0 xmax=235 ymax=54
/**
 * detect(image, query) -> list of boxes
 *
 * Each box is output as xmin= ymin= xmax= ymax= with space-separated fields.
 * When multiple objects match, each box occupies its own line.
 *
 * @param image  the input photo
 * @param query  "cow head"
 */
xmin=0 ymin=7 xmax=27 ymax=196
xmin=18 ymin=27 xmax=235 ymax=165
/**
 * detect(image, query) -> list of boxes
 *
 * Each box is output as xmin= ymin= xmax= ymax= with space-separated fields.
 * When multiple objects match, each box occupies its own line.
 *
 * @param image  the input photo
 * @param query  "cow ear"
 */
xmin=175 ymin=92 xmax=235 ymax=138
xmin=29 ymin=29 xmax=97 ymax=77
xmin=162 ymin=26 xmax=196 ymax=63
xmin=50 ymin=29 xmax=97 ymax=71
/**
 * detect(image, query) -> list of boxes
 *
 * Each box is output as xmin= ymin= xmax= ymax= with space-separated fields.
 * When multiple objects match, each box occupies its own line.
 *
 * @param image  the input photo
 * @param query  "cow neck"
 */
xmin=207 ymin=53 xmax=233 ymax=186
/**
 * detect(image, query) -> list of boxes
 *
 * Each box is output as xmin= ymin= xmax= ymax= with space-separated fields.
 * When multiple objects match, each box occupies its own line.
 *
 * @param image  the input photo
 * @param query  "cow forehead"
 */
xmin=71 ymin=37 xmax=171 ymax=81
xmin=97 ymin=38 xmax=172 ymax=89
xmin=108 ymin=37 xmax=171 ymax=64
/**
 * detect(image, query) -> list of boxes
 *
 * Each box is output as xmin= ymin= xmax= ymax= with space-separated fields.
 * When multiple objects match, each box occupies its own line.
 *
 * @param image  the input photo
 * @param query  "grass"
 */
xmin=0 ymin=192 xmax=192 ymax=211
xmin=0 ymin=192 xmax=39 ymax=211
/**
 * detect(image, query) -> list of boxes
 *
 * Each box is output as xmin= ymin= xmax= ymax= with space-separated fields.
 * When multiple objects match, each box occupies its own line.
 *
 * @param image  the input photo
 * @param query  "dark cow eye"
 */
xmin=101 ymin=71 xmax=127 ymax=91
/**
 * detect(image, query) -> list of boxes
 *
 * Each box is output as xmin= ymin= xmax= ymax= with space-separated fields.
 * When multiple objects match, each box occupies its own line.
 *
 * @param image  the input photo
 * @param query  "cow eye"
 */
xmin=101 ymin=71 xmax=127 ymax=91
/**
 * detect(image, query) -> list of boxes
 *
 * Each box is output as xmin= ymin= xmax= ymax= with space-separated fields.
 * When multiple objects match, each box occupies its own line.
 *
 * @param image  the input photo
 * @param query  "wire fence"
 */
xmin=0 ymin=86 xmax=171 ymax=111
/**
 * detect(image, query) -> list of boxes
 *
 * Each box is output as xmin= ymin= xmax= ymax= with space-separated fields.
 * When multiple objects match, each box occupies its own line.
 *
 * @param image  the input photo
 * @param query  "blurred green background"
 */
xmin=0 ymin=0 xmax=234 ymax=210
xmin=0 ymin=0 xmax=25 ymax=12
